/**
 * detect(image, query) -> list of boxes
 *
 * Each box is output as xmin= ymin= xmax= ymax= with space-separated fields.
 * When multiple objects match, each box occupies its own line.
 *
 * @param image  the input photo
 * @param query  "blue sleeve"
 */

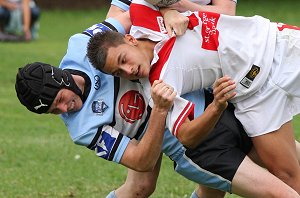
xmin=111 ymin=0 xmax=132 ymax=11
xmin=105 ymin=18 xmax=126 ymax=34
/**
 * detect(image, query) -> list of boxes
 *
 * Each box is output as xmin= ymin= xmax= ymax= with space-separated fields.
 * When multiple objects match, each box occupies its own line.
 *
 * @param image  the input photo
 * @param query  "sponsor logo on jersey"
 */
xmin=199 ymin=12 xmax=220 ymax=51
xmin=92 ymin=99 xmax=108 ymax=115
xmin=157 ymin=16 xmax=167 ymax=34
xmin=94 ymin=75 xmax=101 ymax=90
xmin=240 ymin=65 xmax=260 ymax=88
xmin=95 ymin=131 xmax=116 ymax=160
xmin=119 ymin=90 xmax=145 ymax=124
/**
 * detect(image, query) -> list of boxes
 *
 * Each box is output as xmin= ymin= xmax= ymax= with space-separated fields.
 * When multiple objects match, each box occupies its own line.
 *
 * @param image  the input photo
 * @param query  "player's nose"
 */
xmin=57 ymin=103 xmax=68 ymax=113
xmin=123 ymin=65 xmax=135 ymax=75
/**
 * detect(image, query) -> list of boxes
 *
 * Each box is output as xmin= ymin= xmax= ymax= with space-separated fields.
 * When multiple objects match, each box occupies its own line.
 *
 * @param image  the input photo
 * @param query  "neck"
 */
xmin=138 ymin=39 xmax=157 ymax=64
xmin=71 ymin=74 xmax=85 ymax=94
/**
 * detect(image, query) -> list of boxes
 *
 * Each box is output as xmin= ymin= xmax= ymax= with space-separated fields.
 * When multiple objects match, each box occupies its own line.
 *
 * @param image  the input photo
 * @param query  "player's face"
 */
xmin=48 ymin=89 xmax=83 ymax=114
xmin=103 ymin=36 xmax=151 ymax=80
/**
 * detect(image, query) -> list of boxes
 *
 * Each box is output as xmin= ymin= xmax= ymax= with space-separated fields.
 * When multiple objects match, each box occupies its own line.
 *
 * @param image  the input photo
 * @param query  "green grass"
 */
xmin=1 ymin=1 xmax=300 ymax=197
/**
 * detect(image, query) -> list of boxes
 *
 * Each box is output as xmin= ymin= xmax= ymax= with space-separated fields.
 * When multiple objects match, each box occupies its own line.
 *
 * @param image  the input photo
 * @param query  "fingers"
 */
xmin=163 ymin=10 xmax=189 ymax=37
xmin=213 ymin=76 xmax=236 ymax=99
xmin=151 ymin=80 xmax=176 ymax=110
xmin=152 ymin=80 xmax=176 ymax=98
xmin=212 ymin=76 xmax=236 ymax=111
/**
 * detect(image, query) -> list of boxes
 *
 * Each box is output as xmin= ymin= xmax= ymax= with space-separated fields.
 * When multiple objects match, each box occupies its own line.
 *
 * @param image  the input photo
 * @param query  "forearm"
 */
xmin=121 ymin=107 xmax=168 ymax=171
xmin=22 ymin=0 xmax=31 ymax=32
xmin=1 ymin=1 xmax=18 ymax=10
xmin=177 ymin=102 xmax=224 ymax=148
xmin=188 ymin=4 xmax=236 ymax=15
xmin=111 ymin=11 xmax=131 ymax=34
xmin=106 ymin=5 xmax=126 ymax=18
xmin=162 ymin=0 xmax=236 ymax=15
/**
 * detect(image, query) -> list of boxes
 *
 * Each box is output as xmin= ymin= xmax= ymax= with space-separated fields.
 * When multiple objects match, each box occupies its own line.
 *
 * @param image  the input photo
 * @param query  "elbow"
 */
xmin=133 ymin=161 xmax=156 ymax=172
xmin=130 ymin=153 xmax=157 ymax=172
xmin=177 ymin=130 xmax=198 ymax=149
xmin=176 ymin=124 xmax=206 ymax=149
xmin=179 ymin=136 xmax=198 ymax=149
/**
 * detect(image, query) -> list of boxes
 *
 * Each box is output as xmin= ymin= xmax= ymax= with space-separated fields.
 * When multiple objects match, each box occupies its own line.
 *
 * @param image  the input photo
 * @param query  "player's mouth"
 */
xmin=69 ymin=100 xmax=75 ymax=112
xmin=134 ymin=65 xmax=140 ymax=77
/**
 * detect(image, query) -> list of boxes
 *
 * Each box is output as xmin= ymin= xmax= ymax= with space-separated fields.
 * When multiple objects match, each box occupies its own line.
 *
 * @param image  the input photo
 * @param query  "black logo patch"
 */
xmin=240 ymin=65 xmax=260 ymax=88
xmin=94 ymin=75 xmax=101 ymax=90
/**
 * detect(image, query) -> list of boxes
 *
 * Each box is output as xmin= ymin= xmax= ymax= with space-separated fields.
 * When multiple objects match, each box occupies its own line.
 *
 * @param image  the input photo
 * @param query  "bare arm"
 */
xmin=0 ymin=0 xmax=18 ymax=10
xmin=177 ymin=76 xmax=236 ymax=148
xmin=106 ymin=4 xmax=126 ymax=18
xmin=22 ymin=0 xmax=31 ymax=40
xmin=158 ymin=0 xmax=236 ymax=36
xmin=120 ymin=80 xmax=176 ymax=171
xmin=112 ymin=11 xmax=132 ymax=34
xmin=168 ymin=0 xmax=236 ymax=15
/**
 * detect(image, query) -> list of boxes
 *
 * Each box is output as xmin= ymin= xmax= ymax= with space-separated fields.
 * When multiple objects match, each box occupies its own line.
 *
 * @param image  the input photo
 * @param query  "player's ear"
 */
xmin=124 ymin=34 xmax=138 ymax=46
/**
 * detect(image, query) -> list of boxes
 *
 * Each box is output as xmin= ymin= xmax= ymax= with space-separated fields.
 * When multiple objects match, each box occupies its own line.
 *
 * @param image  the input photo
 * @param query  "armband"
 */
xmin=83 ymin=22 xmax=116 ymax=37
xmin=83 ymin=18 xmax=126 ymax=37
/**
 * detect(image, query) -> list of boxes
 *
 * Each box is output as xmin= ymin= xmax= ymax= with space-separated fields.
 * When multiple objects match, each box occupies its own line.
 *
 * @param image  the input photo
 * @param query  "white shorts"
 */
xmin=234 ymin=26 xmax=300 ymax=137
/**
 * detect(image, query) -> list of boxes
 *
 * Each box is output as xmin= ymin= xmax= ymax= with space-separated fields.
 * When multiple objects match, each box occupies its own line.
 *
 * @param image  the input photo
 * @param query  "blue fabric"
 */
xmin=111 ymin=0 xmax=132 ymax=11
xmin=106 ymin=190 xmax=117 ymax=198
xmin=190 ymin=190 xmax=199 ymax=198
xmin=59 ymin=34 xmax=115 ymax=146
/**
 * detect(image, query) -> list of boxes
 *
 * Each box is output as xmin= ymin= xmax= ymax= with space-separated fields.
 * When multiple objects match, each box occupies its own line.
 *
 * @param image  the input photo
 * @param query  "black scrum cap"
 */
xmin=15 ymin=62 xmax=82 ymax=114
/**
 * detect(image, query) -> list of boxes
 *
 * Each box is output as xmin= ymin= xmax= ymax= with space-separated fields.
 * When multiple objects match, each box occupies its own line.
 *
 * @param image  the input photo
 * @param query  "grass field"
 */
xmin=1 ymin=0 xmax=300 ymax=197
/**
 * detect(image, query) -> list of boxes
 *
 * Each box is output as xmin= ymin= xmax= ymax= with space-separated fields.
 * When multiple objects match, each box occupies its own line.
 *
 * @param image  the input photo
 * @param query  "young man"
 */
xmin=87 ymin=0 xmax=300 ymax=193
xmin=15 ymin=14 xmax=300 ymax=198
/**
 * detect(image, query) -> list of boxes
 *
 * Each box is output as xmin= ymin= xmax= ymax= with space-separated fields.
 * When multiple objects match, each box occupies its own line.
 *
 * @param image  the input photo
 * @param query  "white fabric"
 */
xmin=130 ymin=0 xmax=279 ymax=136
xmin=130 ymin=0 xmax=300 ymax=137
xmin=235 ymin=27 xmax=300 ymax=136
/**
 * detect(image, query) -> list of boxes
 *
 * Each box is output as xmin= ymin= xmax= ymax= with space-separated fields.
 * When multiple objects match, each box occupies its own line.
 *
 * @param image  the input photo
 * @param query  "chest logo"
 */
xmin=119 ymin=91 xmax=146 ymax=124
xmin=92 ymin=99 xmax=108 ymax=115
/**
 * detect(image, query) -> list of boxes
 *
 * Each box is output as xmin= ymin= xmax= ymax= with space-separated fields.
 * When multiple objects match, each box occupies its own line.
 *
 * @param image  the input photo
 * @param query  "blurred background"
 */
xmin=0 ymin=0 xmax=300 ymax=197
xmin=36 ymin=0 xmax=109 ymax=9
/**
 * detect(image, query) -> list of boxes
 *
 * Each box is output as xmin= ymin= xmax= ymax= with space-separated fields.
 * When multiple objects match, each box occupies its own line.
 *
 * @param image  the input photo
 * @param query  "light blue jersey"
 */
xmin=59 ymin=21 xmax=231 ymax=192
xmin=111 ymin=0 xmax=132 ymax=11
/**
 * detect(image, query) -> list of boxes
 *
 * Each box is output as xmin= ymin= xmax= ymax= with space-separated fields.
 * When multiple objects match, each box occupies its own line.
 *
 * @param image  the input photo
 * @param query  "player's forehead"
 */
xmin=105 ymin=45 xmax=125 ymax=70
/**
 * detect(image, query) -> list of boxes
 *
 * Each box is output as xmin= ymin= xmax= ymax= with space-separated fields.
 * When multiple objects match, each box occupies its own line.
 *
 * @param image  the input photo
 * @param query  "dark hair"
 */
xmin=87 ymin=31 xmax=125 ymax=72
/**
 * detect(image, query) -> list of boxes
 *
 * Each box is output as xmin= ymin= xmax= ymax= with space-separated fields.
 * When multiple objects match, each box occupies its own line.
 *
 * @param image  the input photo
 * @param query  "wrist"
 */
xmin=209 ymin=102 xmax=226 ymax=115
xmin=152 ymin=106 xmax=169 ymax=115
xmin=159 ymin=7 xmax=175 ymax=17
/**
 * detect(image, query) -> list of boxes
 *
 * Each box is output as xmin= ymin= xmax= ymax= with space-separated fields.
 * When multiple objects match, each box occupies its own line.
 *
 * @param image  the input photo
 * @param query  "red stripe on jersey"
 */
xmin=277 ymin=23 xmax=300 ymax=31
xmin=172 ymin=102 xmax=195 ymax=137
xmin=199 ymin=12 xmax=220 ymax=51
xmin=187 ymin=13 xmax=199 ymax=30
xmin=130 ymin=3 xmax=164 ymax=32
xmin=149 ymin=37 xmax=176 ymax=85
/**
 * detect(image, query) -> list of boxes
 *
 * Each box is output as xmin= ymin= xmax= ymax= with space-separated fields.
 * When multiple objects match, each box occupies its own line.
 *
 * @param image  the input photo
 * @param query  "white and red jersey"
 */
xmin=130 ymin=0 xmax=277 ymax=136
